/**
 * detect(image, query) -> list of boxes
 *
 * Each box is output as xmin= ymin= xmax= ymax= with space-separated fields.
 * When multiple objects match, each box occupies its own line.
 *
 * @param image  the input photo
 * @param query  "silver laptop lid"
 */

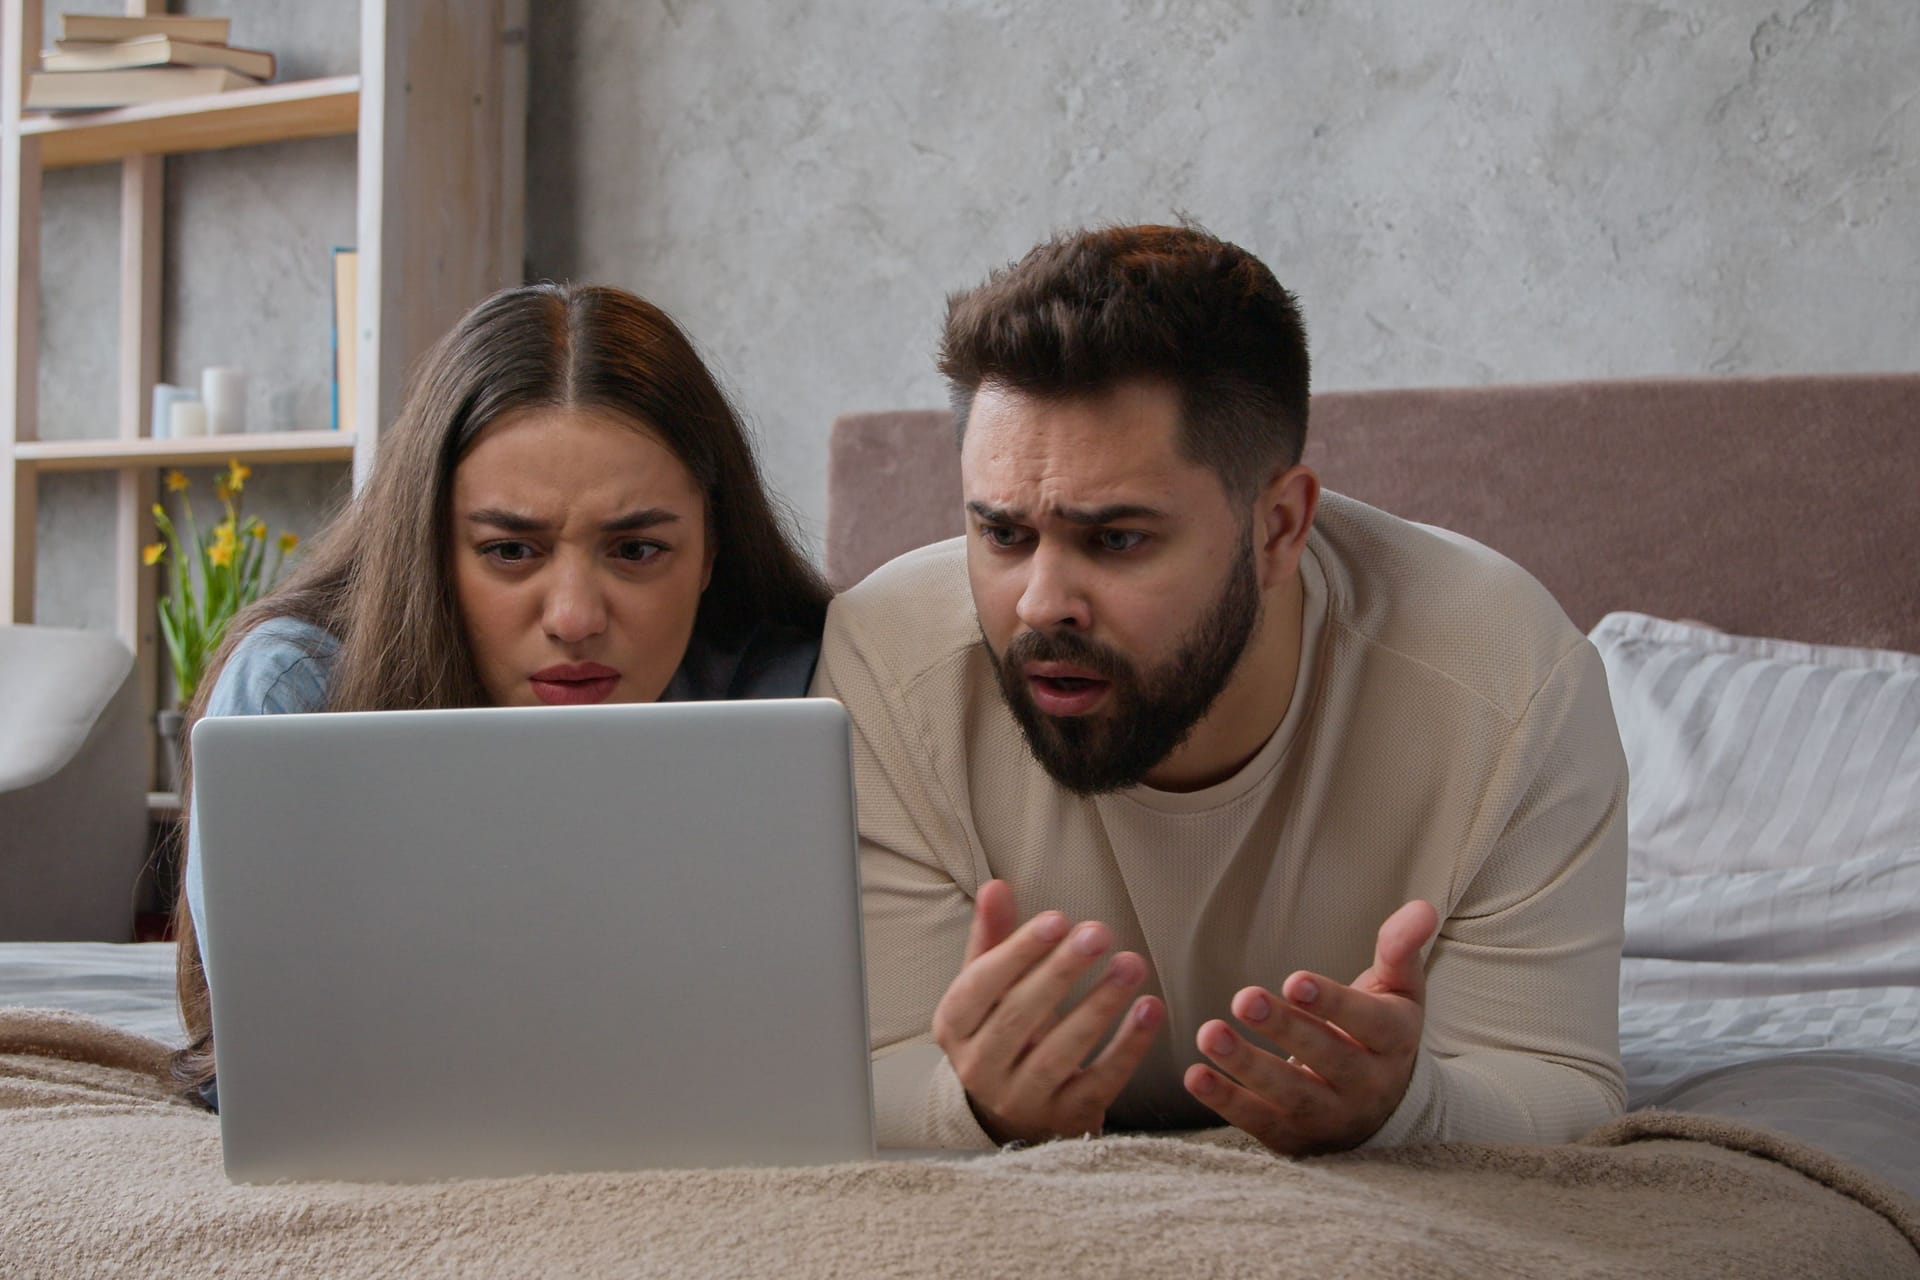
xmin=191 ymin=698 xmax=872 ymax=1182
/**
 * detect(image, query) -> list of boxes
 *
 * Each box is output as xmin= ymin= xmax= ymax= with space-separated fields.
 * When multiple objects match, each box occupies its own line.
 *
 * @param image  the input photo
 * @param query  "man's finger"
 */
xmin=934 ymin=908 xmax=1072 ymax=1045
xmin=968 ymin=921 xmax=1115 ymax=1068
xmin=1064 ymin=994 xmax=1164 ymax=1116
xmin=1182 ymin=1061 xmax=1323 ymax=1158
xmin=1004 ymin=951 xmax=1149 ymax=1104
xmin=964 ymin=878 xmax=1020 ymax=966
xmin=1357 ymin=899 xmax=1439 ymax=1002
xmin=1231 ymin=986 xmax=1369 ymax=1078
xmin=1195 ymin=1019 xmax=1328 ymax=1114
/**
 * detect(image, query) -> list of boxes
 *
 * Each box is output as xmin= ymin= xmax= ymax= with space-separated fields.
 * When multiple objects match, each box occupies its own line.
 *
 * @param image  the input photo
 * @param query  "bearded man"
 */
xmin=814 ymin=224 xmax=1628 ymax=1154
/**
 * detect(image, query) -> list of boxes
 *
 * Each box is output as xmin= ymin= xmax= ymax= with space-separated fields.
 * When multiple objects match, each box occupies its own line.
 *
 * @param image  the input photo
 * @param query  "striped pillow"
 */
xmin=1596 ymin=612 xmax=1920 ymax=1083
xmin=1591 ymin=612 xmax=1920 ymax=880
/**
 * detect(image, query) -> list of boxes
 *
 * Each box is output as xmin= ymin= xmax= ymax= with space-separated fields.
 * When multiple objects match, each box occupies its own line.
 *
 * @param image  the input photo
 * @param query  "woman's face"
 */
xmin=449 ymin=406 xmax=711 ymax=706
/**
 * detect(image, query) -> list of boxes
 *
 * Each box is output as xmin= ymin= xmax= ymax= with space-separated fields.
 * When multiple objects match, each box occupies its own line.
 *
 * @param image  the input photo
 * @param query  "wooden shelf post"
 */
xmin=2 ymin=0 xmax=42 ymax=623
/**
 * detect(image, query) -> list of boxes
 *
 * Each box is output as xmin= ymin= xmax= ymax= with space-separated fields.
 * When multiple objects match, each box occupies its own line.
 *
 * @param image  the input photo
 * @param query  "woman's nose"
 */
xmin=541 ymin=558 xmax=609 ymax=643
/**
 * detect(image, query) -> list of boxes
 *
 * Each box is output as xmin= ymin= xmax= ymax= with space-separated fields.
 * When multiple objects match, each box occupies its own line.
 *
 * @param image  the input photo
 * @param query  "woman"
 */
xmin=171 ymin=282 xmax=830 ymax=1103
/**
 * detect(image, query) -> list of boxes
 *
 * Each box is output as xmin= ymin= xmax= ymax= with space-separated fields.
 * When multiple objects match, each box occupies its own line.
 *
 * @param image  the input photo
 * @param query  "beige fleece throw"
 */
xmin=4 ymin=1009 xmax=1916 ymax=1279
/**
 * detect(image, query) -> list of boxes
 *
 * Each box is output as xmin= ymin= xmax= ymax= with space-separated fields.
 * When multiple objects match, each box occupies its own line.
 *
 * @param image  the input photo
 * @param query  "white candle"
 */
xmin=149 ymin=383 xmax=192 ymax=440
xmin=169 ymin=400 xmax=208 ymax=438
xmin=202 ymin=366 xmax=247 ymax=434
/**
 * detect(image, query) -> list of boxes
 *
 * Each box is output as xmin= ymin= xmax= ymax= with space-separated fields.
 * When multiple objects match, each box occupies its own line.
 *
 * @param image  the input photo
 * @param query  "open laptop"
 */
xmin=190 ymin=698 xmax=876 ymax=1183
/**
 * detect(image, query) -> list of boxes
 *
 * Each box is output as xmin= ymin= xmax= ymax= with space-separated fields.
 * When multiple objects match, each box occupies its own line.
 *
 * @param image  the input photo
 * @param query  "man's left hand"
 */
xmin=1184 ymin=899 xmax=1440 ymax=1155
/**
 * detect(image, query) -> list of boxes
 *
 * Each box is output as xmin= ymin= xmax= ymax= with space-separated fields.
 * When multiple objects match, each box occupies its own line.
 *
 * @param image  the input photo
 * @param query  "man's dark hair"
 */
xmin=938 ymin=224 xmax=1311 ymax=500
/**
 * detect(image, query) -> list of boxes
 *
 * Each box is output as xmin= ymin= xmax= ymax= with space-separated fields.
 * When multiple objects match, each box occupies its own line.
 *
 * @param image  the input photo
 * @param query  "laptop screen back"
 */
xmin=191 ymin=698 xmax=872 ymax=1182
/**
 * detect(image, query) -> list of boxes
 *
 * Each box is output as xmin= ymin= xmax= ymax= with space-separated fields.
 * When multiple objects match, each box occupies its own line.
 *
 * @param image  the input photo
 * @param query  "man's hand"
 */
xmin=931 ymin=879 xmax=1164 ymax=1145
xmin=1184 ymin=899 xmax=1440 ymax=1155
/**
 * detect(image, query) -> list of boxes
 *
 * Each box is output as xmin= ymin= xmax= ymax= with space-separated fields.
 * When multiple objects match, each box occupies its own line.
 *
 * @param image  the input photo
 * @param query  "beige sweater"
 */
xmin=814 ymin=492 xmax=1629 ymax=1151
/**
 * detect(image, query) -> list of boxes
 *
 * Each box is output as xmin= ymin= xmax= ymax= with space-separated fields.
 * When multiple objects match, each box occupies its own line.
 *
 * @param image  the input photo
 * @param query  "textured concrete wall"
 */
xmin=528 ymin=0 xmax=1920 ymax=552
xmin=27 ymin=0 xmax=1920 ymax=626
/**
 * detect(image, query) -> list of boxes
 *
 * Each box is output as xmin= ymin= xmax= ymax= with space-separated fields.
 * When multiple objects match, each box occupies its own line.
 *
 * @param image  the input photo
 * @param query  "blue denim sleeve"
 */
xmin=184 ymin=618 xmax=338 ymax=962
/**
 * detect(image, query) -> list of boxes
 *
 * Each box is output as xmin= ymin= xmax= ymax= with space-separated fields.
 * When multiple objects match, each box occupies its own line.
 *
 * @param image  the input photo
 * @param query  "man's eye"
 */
xmin=980 ymin=525 xmax=1027 ymax=549
xmin=1096 ymin=530 xmax=1146 ymax=553
xmin=482 ymin=540 xmax=535 ymax=564
xmin=614 ymin=539 xmax=663 ymax=563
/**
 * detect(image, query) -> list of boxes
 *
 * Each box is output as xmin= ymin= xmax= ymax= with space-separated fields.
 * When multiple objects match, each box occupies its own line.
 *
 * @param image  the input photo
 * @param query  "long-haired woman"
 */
xmin=171 ymin=282 xmax=829 ymax=1103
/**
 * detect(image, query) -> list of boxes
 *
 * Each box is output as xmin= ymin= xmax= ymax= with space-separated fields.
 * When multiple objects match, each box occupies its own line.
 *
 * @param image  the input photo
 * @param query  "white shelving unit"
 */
xmin=2 ymin=0 xmax=529 ymax=793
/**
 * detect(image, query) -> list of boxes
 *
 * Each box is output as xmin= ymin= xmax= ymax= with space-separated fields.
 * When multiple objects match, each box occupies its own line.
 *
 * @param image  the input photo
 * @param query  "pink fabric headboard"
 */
xmin=825 ymin=374 xmax=1920 ymax=652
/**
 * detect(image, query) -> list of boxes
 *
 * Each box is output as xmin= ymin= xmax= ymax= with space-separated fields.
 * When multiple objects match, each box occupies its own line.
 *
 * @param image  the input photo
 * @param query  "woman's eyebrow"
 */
xmin=463 ymin=508 xmax=683 ymax=534
xmin=466 ymin=508 xmax=547 ymax=533
xmin=600 ymin=508 xmax=681 ymax=533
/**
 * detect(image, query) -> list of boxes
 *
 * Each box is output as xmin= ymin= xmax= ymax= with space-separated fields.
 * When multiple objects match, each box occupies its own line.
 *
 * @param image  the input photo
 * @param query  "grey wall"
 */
xmin=26 ymin=0 xmax=1920 ymax=627
xmin=528 ymin=0 xmax=1920 ymax=552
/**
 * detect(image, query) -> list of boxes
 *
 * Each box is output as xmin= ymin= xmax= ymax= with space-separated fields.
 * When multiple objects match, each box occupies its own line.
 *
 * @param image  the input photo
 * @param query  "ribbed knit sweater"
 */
xmin=814 ymin=492 xmax=1629 ymax=1150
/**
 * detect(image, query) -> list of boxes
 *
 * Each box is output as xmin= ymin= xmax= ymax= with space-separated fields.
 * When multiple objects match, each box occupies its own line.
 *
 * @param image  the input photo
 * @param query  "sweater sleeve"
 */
xmin=1364 ymin=638 xmax=1629 ymax=1148
xmin=810 ymin=601 xmax=1000 ymax=1151
xmin=184 ymin=621 xmax=336 ymax=962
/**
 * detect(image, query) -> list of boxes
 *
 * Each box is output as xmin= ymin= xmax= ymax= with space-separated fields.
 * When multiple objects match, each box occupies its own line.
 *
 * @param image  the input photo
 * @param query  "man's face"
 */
xmin=961 ymin=380 xmax=1262 ymax=794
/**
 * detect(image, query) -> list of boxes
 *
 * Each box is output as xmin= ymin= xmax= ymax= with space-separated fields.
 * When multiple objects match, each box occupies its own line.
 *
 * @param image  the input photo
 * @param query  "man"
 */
xmin=814 ymin=224 xmax=1627 ymax=1154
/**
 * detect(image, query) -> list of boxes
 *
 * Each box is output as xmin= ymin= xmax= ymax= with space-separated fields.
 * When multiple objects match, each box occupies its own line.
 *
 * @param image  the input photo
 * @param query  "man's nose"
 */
xmin=1014 ymin=542 xmax=1091 ymax=632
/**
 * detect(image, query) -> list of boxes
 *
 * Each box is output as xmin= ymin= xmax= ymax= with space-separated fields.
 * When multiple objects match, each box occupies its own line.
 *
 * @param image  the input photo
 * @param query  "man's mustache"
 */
xmin=1000 ymin=629 xmax=1133 ymax=684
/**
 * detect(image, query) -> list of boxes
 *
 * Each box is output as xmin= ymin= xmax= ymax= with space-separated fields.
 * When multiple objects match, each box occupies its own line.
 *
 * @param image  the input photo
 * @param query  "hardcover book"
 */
xmin=25 ymin=66 xmax=261 ymax=110
xmin=54 ymin=13 xmax=232 ymax=45
xmin=43 ymin=36 xmax=275 ymax=82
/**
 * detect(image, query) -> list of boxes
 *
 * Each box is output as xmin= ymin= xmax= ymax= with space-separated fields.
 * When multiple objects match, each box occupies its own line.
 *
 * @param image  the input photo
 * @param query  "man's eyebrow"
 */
xmin=966 ymin=500 xmax=1168 ymax=526
xmin=966 ymin=500 xmax=1020 ymax=524
xmin=1054 ymin=502 xmax=1168 ymax=526
xmin=464 ymin=508 xmax=682 ymax=534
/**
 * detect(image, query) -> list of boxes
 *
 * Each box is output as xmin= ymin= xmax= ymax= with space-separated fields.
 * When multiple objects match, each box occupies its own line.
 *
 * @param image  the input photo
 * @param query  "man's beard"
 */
xmin=986 ymin=548 xmax=1263 ymax=796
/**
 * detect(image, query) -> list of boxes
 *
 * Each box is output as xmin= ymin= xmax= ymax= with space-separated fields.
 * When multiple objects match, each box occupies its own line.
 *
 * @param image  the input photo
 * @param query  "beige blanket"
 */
xmin=5 ymin=1009 xmax=1916 ymax=1279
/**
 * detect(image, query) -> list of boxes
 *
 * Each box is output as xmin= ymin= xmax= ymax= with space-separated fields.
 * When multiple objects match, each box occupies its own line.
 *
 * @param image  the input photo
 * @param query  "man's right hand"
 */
xmin=930 ymin=878 xmax=1163 ymax=1145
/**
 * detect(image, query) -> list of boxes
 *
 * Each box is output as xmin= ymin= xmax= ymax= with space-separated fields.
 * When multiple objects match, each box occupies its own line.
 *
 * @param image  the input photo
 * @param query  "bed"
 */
xmin=3 ymin=372 xmax=1917 ymax=1276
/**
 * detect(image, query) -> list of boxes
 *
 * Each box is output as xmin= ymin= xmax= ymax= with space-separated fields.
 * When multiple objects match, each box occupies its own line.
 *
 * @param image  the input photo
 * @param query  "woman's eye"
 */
xmin=1097 ymin=530 xmax=1146 ymax=553
xmin=483 ymin=540 xmax=535 ymax=564
xmin=614 ymin=539 xmax=663 ymax=563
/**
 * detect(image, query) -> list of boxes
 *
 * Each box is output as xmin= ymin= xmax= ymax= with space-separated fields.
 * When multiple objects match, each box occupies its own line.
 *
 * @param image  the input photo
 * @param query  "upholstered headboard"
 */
xmin=824 ymin=374 xmax=1920 ymax=652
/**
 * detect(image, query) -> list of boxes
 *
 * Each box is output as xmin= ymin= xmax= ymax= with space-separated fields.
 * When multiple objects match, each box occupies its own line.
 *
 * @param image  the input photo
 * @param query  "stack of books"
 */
xmin=25 ymin=13 xmax=276 ymax=111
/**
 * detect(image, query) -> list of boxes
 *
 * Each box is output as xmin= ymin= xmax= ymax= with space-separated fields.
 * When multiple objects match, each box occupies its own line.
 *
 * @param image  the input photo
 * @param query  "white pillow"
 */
xmin=1595 ymin=612 xmax=1920 ymax=1091
xmin=1589 ymin=611 xmax=1920 ymax=881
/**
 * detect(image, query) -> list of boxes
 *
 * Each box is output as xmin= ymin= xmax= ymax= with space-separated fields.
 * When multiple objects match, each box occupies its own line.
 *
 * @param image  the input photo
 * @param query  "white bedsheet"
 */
xmin=1618 ymin=847 xmax=1920 ymax=1199
xmin=0 ymin=941 xmax=183 ymax=1046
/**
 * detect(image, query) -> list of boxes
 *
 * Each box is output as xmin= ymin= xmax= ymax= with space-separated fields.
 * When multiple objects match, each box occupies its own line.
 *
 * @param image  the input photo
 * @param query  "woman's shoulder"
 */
xmin=665 ymin=623 xmax=821 ymax=701
xmin=207 ymin=617 xmax=340 ymax=717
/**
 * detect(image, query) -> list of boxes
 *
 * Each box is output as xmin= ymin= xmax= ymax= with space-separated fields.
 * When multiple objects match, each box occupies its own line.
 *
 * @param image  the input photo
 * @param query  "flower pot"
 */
xmin=156 ymin=709 xmax=186 ymax=795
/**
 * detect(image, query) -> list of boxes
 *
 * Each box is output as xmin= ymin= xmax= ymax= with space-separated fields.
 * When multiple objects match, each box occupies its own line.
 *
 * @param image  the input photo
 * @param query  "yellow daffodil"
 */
xmin=143 ymin=467 xmax=302 ymax=704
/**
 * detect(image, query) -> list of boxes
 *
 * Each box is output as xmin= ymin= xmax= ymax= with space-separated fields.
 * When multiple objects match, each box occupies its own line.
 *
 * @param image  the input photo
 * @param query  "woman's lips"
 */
xmin=529 ymin=663 xmax=620 ymax=706
xmin=1024 ymin=664 xmax=1111 ymax=717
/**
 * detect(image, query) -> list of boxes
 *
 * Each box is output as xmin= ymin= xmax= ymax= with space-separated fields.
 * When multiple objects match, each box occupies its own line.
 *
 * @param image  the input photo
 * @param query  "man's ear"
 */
xmin=1253 ymin=464 xmax=1320 ymax=591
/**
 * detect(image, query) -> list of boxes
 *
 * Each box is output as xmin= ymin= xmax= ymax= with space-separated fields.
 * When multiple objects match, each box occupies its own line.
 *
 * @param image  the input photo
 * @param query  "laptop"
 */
xmin=190 ymin=698 xmax=875 ymax=1183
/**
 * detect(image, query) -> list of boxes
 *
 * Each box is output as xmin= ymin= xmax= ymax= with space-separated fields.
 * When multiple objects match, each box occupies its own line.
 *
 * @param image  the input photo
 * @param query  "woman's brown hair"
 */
xmin=169 ymin=282 xmax=829 ymax=1095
